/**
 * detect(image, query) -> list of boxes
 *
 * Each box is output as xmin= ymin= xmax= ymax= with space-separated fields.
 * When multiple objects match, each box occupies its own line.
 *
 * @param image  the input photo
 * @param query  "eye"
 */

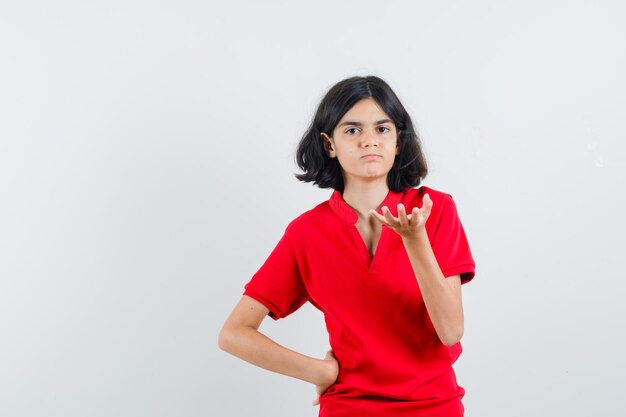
xmin=378 ymin=126 xmax=391 ymax=133
xmin=345 ymin=127 xmax=359 ymax=135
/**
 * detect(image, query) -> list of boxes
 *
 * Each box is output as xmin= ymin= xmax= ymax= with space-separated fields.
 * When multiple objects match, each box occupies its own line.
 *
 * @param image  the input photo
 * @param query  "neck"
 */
xmin=342 ymin=179 xmax=390 ymax=220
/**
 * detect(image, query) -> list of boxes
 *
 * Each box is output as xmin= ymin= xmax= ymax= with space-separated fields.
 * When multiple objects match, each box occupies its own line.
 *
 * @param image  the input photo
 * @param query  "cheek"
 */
xmin=335 ymin=144 xmax=357 ymax=158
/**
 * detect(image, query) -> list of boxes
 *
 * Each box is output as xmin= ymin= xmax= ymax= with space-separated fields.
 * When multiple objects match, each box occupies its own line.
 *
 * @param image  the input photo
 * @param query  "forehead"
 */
xmin=338 ymin=98 xmax=392 ymax=123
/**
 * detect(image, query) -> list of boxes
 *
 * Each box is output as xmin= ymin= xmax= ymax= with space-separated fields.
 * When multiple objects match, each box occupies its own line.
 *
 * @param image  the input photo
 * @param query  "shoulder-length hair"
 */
xmin=295 ymin=75 xmax=428 ymax=193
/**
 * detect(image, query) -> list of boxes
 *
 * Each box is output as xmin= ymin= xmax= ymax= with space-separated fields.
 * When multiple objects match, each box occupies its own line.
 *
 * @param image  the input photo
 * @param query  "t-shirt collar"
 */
xmin=329 ymin=189 xmax=405 ymax=225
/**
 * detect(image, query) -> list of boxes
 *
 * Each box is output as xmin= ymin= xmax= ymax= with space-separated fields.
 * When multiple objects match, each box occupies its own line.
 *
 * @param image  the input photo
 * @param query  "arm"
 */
xmin=370 ymin=193 xmax=464 ymax=346
xmin=218 ymin=295 xmax=338 ymax=403
xmin=401 ymin=238 xmax=463 ymax=346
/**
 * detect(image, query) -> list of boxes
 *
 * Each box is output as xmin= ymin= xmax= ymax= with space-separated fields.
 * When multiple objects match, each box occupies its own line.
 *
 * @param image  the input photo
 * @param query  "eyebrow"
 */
xmin=338 ymin=119 xmax=393 ymax=127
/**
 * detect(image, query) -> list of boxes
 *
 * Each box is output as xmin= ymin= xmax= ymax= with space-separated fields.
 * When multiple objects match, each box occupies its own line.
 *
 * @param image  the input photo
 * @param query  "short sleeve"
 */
xmin=243 ymin=228 xmax=309 ymax=319
xmin=430 ymin=194 xmax=476 ymax=284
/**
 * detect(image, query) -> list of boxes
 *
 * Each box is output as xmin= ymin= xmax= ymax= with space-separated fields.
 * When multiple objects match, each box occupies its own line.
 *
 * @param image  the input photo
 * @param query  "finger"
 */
xmin=407 ymin=206 xmax=420 ymax=227
xmin=397 ymin=204 xmax=409 ymax=227
xmin=369 ymin=209 xmax=390 ymax=226
xmin=410 ymin=207 xmax=420 ymax=226
xmin=312 ymin=396 xmax=319 ymax=406
xmin=421 ymin=193 xmax=433 ymax=220
xmin=382 ymin=206 xmax=398 ymax=226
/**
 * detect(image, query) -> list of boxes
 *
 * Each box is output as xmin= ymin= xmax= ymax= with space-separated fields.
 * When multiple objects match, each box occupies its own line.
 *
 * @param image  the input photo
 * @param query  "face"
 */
xmin=321 ymin=98 xmax=399 ymax=187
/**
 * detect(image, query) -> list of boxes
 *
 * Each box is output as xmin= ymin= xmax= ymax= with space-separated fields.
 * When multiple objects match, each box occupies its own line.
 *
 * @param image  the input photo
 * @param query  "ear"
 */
xmin=395 ymin=134 xmax=401 ymax=155
xmin=320 ymin=132 xmax=337 ymax=158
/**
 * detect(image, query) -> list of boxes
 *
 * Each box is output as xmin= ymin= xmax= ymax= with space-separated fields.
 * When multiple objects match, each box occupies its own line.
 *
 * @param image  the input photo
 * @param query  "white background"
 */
xmin=1 ymin=1 xmax=625 ymax=416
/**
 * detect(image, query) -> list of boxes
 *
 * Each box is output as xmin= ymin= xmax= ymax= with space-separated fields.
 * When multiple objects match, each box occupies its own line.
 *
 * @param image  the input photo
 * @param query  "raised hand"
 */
xmin=369 ymin=193 xmax=433 ymax=240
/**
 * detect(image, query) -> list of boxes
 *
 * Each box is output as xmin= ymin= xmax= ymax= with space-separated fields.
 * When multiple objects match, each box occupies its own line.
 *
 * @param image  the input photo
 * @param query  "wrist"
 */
xmin=314 ymin=358 xmax=337 ymax=386
xmin=401 ymin=228 xmax=429 ymax=244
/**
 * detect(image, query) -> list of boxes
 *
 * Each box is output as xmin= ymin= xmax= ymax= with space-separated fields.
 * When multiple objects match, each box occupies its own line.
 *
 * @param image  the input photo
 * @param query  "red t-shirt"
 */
xmin=243 ymin=186 xmax=476 ymax=417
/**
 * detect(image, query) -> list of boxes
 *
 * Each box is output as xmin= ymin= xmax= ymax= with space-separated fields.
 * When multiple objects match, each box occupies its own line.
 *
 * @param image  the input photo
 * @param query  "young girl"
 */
xmin=218 ymin=75 xmax=476 ymax=417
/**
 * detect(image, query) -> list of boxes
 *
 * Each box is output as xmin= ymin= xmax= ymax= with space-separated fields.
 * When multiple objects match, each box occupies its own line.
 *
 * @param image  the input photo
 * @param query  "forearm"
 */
xmin=219 ymin=324 xmax=333 ymax=386
xmin=402 ymin=231 xmax=464 ymax=346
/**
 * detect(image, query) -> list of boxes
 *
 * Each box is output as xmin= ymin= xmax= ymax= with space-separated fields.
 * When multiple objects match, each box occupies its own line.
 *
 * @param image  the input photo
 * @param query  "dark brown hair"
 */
xmin=295 ymin=76 xmax=428 ymax=192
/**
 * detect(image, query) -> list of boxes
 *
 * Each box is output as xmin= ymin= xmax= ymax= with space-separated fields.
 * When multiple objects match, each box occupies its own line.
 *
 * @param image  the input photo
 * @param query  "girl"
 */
xmin=218 ymin=75 xmax=476 ymax=417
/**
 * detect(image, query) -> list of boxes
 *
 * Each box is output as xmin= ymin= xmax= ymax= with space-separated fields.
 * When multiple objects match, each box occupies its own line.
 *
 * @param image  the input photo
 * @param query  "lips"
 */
xmin=361 ymin=154 xmax=382 ymax=160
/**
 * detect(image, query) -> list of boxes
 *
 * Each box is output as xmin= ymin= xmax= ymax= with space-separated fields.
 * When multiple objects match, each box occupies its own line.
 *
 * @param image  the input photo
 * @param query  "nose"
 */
xmin=361 ymin=129 xmax=378 ymax=147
